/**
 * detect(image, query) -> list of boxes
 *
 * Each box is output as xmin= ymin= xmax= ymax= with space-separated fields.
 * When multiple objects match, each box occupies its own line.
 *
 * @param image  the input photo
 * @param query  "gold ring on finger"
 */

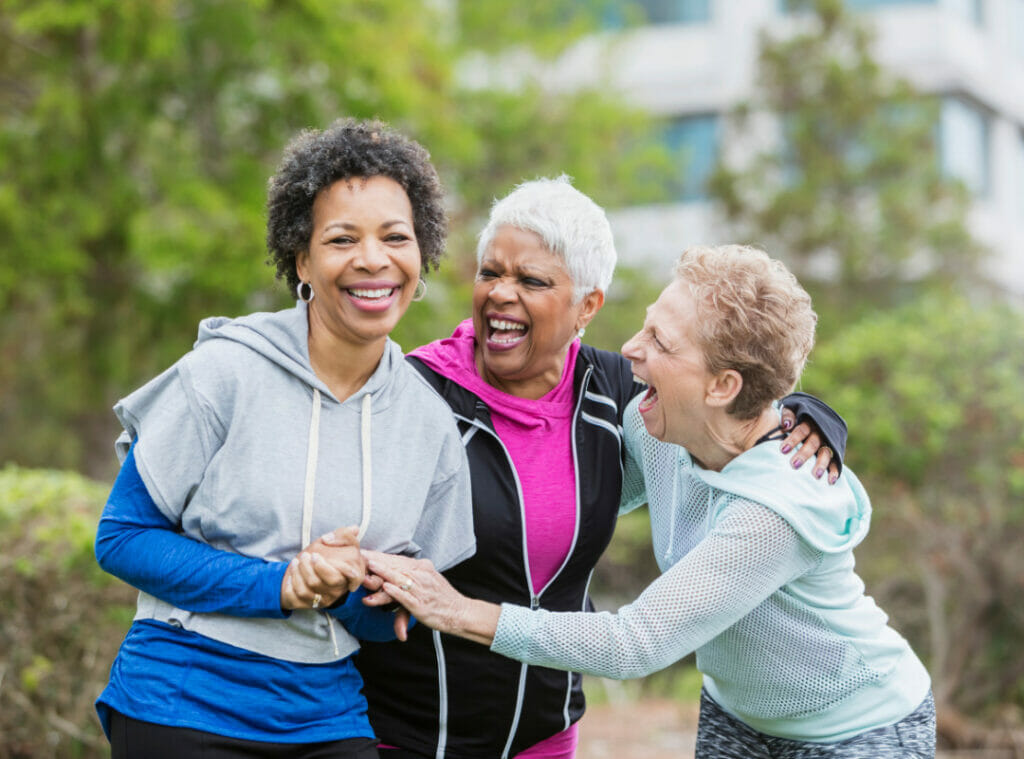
xmin=312 ymin=593 xmax=322 ymax=609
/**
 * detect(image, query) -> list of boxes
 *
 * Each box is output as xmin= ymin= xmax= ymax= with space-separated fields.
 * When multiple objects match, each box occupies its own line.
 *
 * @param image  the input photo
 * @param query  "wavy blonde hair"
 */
xmin=674 ymin=245 xmax=817 ymax=419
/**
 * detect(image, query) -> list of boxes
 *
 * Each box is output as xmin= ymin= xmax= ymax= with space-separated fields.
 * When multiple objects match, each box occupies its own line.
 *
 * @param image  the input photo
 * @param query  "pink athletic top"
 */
xmin=410 ymin=320 xmax=581 ymax=592
xmin=409 ymin=321 xmax=582 ymax=757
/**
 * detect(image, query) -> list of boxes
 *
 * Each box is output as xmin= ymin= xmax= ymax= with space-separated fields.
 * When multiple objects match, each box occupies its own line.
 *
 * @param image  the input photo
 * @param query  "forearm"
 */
xmin=95 ymin=447 xmax=288 ymax=618
xmin=446 ymin=598 xmax=502 ymax=646
xmin=491 ymin=505 xmax=819 ymax=680
xmin=361 ymin=550 xmax=501 ymax=645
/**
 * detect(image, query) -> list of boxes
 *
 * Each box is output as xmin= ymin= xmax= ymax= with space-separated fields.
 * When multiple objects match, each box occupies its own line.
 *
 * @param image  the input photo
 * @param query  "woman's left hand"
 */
xmin=361 ymin=550 xmax=500 ymax=646
xmin=281 ymin=550 xmax=352 ymax=611
xmin=779 ymin=407 xmax=839 ymax=483
xmin=281 ymin=527 xmax=365 ymax=611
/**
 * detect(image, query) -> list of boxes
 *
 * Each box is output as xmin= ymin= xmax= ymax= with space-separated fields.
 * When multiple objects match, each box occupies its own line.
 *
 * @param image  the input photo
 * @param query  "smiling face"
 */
xmin=296 ymin=176 xmax=421 ymax=352
xmin=621 ymin=279 xmax=713 ymax=447
xmin=472 ymin=225 xmax=602 ymax=399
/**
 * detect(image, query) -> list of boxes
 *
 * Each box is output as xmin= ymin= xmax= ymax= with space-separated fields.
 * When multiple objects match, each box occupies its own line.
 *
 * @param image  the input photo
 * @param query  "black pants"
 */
xmin=109 ymin=711 xmax=379 ymax=759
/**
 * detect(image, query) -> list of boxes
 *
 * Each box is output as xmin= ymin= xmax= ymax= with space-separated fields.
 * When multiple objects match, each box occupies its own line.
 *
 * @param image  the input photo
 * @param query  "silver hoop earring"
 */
xmin=297 ymin=281 xmax=315 ymax=303
xmin=412 ymin=278 xmax=427 ymax=302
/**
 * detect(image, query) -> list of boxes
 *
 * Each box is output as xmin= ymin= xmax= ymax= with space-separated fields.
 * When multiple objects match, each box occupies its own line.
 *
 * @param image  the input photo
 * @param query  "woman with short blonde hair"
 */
xmin=365 ymin=244 xmax=935 ymax=758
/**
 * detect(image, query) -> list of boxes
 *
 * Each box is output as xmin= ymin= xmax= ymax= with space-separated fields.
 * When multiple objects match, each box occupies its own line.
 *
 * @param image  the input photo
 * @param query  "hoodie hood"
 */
xmin=693 ymin=440 xmax=871 ymax=554
xmin=195 ymin=301 xmax=404 ymax=407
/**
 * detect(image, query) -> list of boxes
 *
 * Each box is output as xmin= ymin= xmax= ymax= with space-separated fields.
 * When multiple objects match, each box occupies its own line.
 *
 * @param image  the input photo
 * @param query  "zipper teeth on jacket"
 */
xmin=535 ymin=365 xmax=591 ymax=600
xmin=467 ymin=417 xmax=536 ymax=600
xmin=501 ymin=663 xmax=530 ymax=759
xmin=433 ymin=629 xmax=449 ymax=759
xmin=561 ymin=671 xmax=572 ymax=731
xmin=459 ymin=366 xmax=602 ymax=752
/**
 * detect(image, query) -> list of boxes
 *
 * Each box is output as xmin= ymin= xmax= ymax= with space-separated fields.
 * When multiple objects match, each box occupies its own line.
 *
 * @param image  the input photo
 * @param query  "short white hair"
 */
xmin=476 ymin=176 xmax=617 ymax=302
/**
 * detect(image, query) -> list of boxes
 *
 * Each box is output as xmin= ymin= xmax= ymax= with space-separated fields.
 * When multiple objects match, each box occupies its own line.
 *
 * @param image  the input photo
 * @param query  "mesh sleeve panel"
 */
xmin=492 ymin=501 xmax=821 ymax=679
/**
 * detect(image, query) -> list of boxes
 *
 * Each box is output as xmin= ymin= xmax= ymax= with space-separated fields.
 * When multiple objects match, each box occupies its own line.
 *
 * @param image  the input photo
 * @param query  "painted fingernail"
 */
xmin=781 ymin=444 xmax=792 ymax=454
xmin=814 ymin=467 xmax=824 ymax=479
xmin=792 ymin=458 xmax=804 ymax=469
xmin=829 ymin=473 xmax=838 ymax=484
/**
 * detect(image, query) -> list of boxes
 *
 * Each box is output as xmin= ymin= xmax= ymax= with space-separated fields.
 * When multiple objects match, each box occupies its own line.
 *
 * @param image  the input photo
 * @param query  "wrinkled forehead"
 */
xmin=647 ymin=279 xmax=700 ymax=329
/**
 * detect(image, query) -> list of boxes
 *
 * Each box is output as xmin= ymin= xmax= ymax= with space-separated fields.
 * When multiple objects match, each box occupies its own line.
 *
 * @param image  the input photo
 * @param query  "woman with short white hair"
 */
xmin=364 ymin=244 xmax=934 ymax=758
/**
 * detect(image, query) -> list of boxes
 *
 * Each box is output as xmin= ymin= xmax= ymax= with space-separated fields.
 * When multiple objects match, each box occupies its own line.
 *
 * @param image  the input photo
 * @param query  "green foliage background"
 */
xmin=0 ymin=0 xmax=670 ymax=478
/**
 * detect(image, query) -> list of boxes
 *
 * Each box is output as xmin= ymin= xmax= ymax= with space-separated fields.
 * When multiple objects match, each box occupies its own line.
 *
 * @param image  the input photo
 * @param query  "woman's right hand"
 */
xmin=280 ymin=526 xmax=365 ymax=611
xmin=362 ymin=550 xmax=501 ymax=646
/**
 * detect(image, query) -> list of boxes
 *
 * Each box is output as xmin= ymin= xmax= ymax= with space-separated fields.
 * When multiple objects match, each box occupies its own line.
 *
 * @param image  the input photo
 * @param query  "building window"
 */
xmin=939 ymin=96 xmax=990 ymax=196
xmin=1017 ymin=130 xmax=1024 ymax=217
xmin=1011 ymin=0 xmax=1024 ymax=57
xmin=633 ymin=0 xmax=711 ymax=24
xmin=945 ymin=0 xmax=983 ymax=24
xmin=780 ymin=0 xmax=981 ymax=23
xmin=846 ymin=0 xmax=935 ymax=8
xmin=664 ymin=114 xmax=719 ymax=202
xmin=781 ymin=0 xmax=935 ymax=12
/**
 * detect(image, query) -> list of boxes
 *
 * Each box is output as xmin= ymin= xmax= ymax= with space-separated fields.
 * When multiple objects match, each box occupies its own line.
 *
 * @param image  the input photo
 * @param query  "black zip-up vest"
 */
xmin=356 ymin=346 xmax=642 ymax=759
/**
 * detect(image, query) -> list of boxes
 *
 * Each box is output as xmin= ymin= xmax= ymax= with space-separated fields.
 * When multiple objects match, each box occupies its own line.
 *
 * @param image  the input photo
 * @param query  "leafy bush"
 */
xmin=0 ymin=466 xmax=133 ymax=759
xmin=802 ymin=292 xmax=1024 ymax=743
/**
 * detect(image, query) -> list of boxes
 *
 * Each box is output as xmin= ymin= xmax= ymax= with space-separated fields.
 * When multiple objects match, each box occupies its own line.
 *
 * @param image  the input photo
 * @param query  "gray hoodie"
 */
xmin=114 ymin=302 xmax=475 ymax=663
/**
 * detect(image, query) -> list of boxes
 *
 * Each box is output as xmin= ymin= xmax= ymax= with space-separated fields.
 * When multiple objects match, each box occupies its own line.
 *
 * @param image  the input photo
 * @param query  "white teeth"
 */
xmin=349 ymin=287 xmax=393 ymax=299
xmin=633 ymin=375 xmax=648 ymax=386
xmin=492 ymin=334 xmax=524 ymax=344
xmin=489 ymin=318 xmax=526 ymax=331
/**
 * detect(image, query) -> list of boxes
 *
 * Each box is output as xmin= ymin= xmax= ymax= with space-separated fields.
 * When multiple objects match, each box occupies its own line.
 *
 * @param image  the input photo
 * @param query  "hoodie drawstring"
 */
xmin=302 ymin=389 xmax=322 ymax=550
xmin=358 ymin=392 xmax=372 ymax=541
xmin=302 ymin=387 xmax=374 ymax=658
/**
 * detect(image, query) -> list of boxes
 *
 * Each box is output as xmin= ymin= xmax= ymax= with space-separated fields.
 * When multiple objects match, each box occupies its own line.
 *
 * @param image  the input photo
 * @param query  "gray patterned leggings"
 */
xmin=695 ymin=689 xmax=936 ymax=758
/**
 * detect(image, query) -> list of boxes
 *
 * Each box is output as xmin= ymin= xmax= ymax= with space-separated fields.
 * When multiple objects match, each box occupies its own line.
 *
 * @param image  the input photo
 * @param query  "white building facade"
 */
xmin=555 ymin=0 xmax=1024 ymax=295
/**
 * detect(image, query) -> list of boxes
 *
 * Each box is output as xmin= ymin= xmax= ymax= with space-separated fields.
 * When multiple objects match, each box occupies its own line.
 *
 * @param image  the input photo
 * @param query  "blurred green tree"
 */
xmin=0 ymin=0 xmax=668 ymax=476
xmin=802 ymin=293 xmax=1024 ymax=748
xmin=708 ymin=0 xmax=986 ymax=317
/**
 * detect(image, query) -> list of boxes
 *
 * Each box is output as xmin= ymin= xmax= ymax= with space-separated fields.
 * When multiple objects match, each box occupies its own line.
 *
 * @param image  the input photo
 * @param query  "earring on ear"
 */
xmin=577 ymin=326 xmax=586 ymax=339
xmin=412 ymin=278 xmax=427 ymax=302
xmin=297 ymin=281 xmax=315 ymax=303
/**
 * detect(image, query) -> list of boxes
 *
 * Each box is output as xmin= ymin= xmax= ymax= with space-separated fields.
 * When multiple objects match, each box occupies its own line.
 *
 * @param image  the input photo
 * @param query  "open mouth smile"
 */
xmin=344 ymin=284 xmax=400 ymax=312
xmin=486 ymin=316 xmax=528 ymax=350
xmin=636 ymin=378 xmax=659 ymax=413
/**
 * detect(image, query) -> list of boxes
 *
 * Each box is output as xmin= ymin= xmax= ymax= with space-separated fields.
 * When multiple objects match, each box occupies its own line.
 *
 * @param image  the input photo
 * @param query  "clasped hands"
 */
xmin=280 ymin=408 xmax=836 ymax=636
xmin=279 ymin=527 xmax=455 ymax=641
xmin=279 ymin=527 xmax=420 ymax=640
xmin=280 ymin=526 xmax=365 ymax=612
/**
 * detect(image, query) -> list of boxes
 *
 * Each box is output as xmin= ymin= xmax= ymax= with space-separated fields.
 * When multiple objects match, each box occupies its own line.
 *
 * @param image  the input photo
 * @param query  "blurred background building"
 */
xmin=547 ymin=0 xmax=1024 ymax=293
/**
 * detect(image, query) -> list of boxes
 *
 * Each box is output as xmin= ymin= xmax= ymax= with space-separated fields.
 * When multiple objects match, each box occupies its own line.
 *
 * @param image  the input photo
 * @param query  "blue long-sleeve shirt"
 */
xmin=94 ymin=445 xmax=401 ymax=741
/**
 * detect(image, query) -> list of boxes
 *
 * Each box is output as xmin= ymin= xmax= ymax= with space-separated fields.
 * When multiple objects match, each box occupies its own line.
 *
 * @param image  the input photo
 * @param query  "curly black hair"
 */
xmin=266 ymin=118 xmax=447 ymax=293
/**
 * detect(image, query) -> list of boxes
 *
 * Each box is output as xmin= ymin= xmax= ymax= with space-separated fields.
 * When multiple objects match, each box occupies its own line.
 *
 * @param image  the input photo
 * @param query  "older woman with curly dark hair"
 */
xmin=93 ymin=119 xmax=475 ymax=759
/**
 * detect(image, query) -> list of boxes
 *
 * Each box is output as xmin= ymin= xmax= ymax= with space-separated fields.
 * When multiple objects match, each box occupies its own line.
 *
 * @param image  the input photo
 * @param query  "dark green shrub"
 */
xmin=802 ymin=293 xmax=1024 ymax=736
xmin=0 ymin=466 xmax=133 ymax=759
